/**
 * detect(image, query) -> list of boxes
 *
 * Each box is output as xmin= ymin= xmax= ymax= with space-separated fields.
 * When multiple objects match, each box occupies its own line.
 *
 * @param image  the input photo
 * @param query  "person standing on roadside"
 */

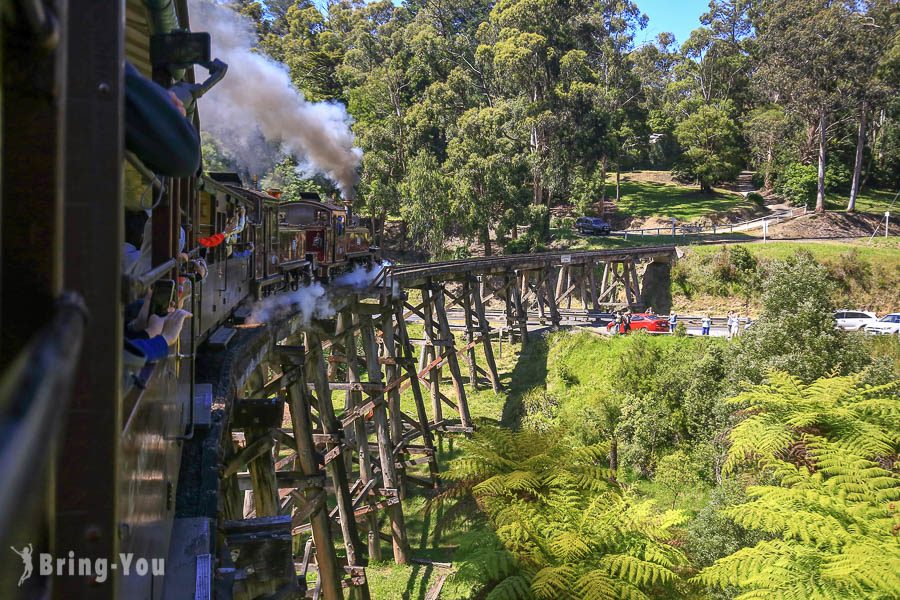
xmin=613 ymin=312 xmax=622 ymax=335
xmin=668 ymin=312 xmax=677 ymax=333
xmin=701 ymin=314 xmax=712 ymax=336
xmin=730 ymin=312 xmax=741 ymax=338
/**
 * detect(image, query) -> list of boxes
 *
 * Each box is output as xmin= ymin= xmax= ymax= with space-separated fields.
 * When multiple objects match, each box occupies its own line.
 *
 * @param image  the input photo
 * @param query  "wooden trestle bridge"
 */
xmin=201 ymin=246 xmax=675 ymax=600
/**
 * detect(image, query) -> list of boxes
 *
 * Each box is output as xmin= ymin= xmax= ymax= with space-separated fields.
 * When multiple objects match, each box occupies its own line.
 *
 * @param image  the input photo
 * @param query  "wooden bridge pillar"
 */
xmin=542 ymin=267 xmax=562 ymax=328
xmin=461 ymin=279 xmax=479 ymax=388
xmin=380 ymin=307 xmax=408 ymax=498
xmin=306 ymin=332 xmax=367 ymax=573
xmin=393 ymin=299 xmax=440 ymax=487
xmin=281 ymin=352 xmax=344 ymax=600
xmin=432 ymin=283 xmax=472 ymax=428
xmin=511 ymin=270 xmax=528 ymax=347
xmin=420 ymin=285 xmax=442 ymax=424
xmin=470 ymin=276 xmax=501 ymax=392
xmin=338 ymin=310 xmax=381 ymax=562
xmin=360 ymin=317 xmax=410 ymax=564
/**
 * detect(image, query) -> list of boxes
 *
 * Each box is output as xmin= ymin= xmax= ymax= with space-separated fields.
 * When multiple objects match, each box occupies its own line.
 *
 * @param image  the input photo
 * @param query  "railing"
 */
xmin=611 ymin=206 xmax=807 ymax=239
xmin=0 ymin=292 xmax=87 ymax=543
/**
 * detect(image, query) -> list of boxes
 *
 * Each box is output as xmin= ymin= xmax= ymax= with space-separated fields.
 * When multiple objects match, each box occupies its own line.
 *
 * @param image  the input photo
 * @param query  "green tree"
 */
xmin=731 ymin=250 xmax=870 ymax=384
xmin=744 ymin=106 xmax=790 ymax=190
xmin=655 ymin=450 xmax=701 ymax=509
xmin=696 ymin=373 xmax=900 ymax=599
xmin=753 ymin=0 xmax=866 ymax=212
xmin=444 ymin=104 xmax=529 ymax=255
xmin=674 ymin=103 xmax=742 ymax=192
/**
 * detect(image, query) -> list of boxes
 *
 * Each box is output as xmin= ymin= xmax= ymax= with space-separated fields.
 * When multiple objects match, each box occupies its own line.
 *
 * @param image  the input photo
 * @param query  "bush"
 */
xmin=746 ymin=191 xmax=764 ymax=206
xmin=825 ymin=249 xmax=872 ymax=293
xmin=730 ymin=250 xmax=871 ymax=383
xmin=550 ymin=215 xmax=575 ymax=230
xmin=775 ymin=162 xmax=853 ymax=205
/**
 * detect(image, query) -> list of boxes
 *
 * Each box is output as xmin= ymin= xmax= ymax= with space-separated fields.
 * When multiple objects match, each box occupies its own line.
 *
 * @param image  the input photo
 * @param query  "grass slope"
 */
xmin=613 ymin=172 xmax=751 ymax=220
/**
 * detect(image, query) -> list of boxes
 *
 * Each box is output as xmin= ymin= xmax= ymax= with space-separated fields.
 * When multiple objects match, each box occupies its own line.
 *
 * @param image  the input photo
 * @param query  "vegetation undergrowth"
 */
xmin=366 ymin=253 xmax=899 ymax=600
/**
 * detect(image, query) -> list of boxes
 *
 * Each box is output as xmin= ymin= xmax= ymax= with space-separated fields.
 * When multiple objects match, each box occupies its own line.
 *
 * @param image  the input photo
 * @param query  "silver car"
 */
xmin=833 ymin=310 xmax=877 ymax=331
xmin=864 ymin=313 xmax=900 ymax=335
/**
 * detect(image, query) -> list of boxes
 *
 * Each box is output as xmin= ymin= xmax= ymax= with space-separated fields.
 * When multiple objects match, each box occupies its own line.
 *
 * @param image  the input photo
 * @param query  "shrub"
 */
xmin=775 ymin=162 xmax=853 ymax=205
xmin=745 ymin=191 xmax=764 ymax=206
xmin=825 ymin=249 xmax=872 ymax=293
xmin=550 ymin=215 xmax=575 ymax=230
xmin=730 ymin=250 xmax=870 ymax=383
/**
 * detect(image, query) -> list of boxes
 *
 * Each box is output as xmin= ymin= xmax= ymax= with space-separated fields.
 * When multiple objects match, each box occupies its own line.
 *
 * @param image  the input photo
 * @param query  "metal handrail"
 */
xmin=0 ymin=292 xmax=88 ymax=543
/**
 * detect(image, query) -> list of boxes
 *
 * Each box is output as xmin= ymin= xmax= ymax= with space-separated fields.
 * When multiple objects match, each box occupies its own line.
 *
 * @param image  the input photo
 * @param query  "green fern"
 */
xmin=444 ymin=425 xmax=688 ymax=599
xmin=697 ymin=372 xmax=900 ymax=599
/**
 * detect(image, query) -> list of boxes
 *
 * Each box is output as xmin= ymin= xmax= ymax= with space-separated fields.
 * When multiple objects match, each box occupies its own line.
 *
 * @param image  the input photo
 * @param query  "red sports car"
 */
xmin=606 ymin=313 xmax=670 ymax=334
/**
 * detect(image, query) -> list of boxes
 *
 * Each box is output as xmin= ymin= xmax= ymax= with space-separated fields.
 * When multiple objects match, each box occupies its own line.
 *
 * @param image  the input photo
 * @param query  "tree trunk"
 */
xmin=615 ymin=165 xmax=621 ymax=202
xmin=816 ymin=110 xmax=827 ymax=213
xmin=482 ymin=226 xmax=492 ymax=257
xmin=599 ymin=156 xmax=608 ymax=203
xmin=377 ymin=208 xmax=387 ymax=247
xmin=848 ymin=101 xmax=867 ymax=213
xmin=764 ymin=143 xmax=774 ymax=190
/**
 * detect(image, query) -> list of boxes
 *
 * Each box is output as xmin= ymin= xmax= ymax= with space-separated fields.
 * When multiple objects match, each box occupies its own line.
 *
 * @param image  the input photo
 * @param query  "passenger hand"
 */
xmin=129 ymin=290 xmax=153 ymax=332
xmin=162 ymin=309 xmax=192 ymax=345
xmin=146 ymin=313 xmax=165 ymax=338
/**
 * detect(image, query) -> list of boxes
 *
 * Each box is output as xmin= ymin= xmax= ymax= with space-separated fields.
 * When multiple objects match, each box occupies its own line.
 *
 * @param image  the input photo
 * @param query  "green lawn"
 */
xmin=825 ymin=187 xmax=898 ymax=214
xmin=612 ymin=172 xmax=754 ymax=221
xmin=687 ymin=237 xmax=900 ymax=264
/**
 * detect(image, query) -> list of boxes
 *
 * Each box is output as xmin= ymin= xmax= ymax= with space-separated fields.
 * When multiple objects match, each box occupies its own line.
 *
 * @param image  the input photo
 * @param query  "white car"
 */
xmin=864 ymin=313 xmax=900 ymax=335
xmin=833 ymin=310 xmax=878 ymax=331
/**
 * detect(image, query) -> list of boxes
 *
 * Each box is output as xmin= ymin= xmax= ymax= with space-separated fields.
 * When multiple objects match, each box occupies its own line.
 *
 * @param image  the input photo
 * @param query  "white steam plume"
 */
xmin=190 ymin=0 xmax=362 ymax=198
xmin=246 ymin=262 xmax=394 ymax=325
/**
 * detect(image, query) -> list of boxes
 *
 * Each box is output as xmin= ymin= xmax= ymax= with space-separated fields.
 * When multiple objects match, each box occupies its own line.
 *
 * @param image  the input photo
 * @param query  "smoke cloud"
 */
xmin=246 ymin=262 xmax=394 ymax=325
xmin=189 ymin=0 xmax=362 ymax=198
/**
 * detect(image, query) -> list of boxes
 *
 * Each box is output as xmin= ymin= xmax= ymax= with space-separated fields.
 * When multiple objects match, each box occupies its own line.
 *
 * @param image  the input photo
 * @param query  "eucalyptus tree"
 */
xmin=754 ymin=0 xmax=867 ymax=212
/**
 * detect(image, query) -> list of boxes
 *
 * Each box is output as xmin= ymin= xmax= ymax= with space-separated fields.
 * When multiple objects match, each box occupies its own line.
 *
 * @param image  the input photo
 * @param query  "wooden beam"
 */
xmin=432 ymin=284 xmax=472 ymax=428
xmin=471 ymin=276 xmax=500 ymax=392
xmin=306 ymin=333 xmax=368 ymax=576
xmin=338 ymin=310 xmax=380 ymax=563
xmin=394 ymin=300 xmax=440 ymax=487
xmin=360 ymin=318 xmax=410 ymax=564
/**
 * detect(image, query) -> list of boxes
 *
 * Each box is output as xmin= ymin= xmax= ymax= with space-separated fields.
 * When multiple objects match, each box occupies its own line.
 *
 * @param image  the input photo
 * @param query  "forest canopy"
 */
xmin=213 ymin=0 xmax=899 ymax=254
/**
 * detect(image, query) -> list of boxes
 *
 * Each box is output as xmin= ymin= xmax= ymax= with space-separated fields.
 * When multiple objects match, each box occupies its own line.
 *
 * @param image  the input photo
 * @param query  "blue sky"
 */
xmin=637 ymin=0 xmax=711 ymax=46
xmin=313 ymin=0 xmax=711 ymax=47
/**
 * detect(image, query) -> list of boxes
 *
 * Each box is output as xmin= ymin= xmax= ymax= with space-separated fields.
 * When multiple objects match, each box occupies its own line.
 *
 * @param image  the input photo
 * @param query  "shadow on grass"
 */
xmin=499 ymin=333 xmax=550 ymax=429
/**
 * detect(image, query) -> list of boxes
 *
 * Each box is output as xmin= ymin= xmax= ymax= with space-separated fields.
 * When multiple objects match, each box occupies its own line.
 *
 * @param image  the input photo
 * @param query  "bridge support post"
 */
xmin=511 ymin=270 xmax=528 ymax=347
xmin=282 ymin=353 xmax=345 ymax=600
xmin=245 ymin=425 xmax=279 ymax=518
xmin=503 ymin=273 xmax=516 ymax=344
xmin=393 ymin=299 xmax=440 ymax=486
xmin=433 ymin=283 xmax=472 ymax=428
xmin=471 ymin=276 xmax=501 ymax=393
xmin=380 ymin=307 xmax=408 ymax=498
xmin=306 ymin=333 xmax=367 ymax=574
xmin=542 ymin=268 xmax=562 ymax=329
xmin=589 ymin=262 xmax=600 ymax=312
xmin=339 ymin=310 xmax=381 ymax=562
xmin=360 ymin=318 xmax=410 ymax=564
xmin=420 ymin=285 xmax=443 ymax=424
xmin=461 ymin=279 xmax=479 ymax=388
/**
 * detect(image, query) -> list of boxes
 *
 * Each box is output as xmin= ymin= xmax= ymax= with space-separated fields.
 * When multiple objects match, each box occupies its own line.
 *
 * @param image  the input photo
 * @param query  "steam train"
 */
xmin=0 ymin=0 xmax=373 ymax=598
